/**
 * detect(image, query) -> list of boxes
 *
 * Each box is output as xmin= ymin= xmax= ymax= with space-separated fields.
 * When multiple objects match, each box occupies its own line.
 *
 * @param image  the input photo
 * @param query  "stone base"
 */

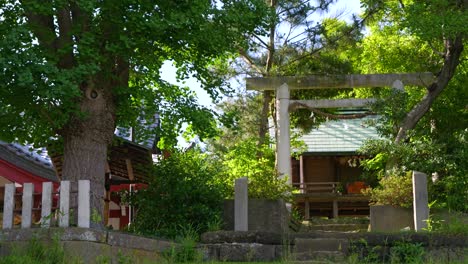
xmin=0 ymin=228 xmax=176 ymax=263
xmin=370 ymin=205 xmax=414 ymax=232
xmin=224 ymin=199 xmax=290 ymax=233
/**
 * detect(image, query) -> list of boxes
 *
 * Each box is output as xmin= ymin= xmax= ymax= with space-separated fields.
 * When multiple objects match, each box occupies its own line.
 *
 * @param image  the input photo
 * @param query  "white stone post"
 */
xmin=78 ymin=180 xmax=90 ymax=228
xmin=234 ymin=177 xmax=248 ymax=231
xmin=413 ymin=171 xmax=429 ymax=231
xmin=3 ymin=183 xmax=15 ymax=229
xmin=59 ymin=181 xmax=70 ymax=227
xmin=21 ymin=183 xmax=34 ymax=228
xmin=276 ymin=83 xmax=291 ymax=184
xmin=41 ymin=182 xmax=53 ymax=227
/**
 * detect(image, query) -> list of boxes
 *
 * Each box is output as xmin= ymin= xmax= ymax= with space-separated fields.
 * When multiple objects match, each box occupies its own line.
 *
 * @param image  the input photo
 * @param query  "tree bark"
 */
xmin=61 ymin=82 xmax=116 ymax=229
xmin=395 ymin=36 xmax=464 ymax=144
xmin=257 ymin=0 xmax=277 ymax=155
xmin=258 ymin=90 xmax=273 ymax=149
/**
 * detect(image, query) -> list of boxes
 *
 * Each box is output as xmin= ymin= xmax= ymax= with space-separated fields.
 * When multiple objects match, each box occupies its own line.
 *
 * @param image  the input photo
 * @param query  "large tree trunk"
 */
xmin=61 ymin=84 xmax=116 ymax=229
xmin=62 ymin=133 xmax=108 ymax=228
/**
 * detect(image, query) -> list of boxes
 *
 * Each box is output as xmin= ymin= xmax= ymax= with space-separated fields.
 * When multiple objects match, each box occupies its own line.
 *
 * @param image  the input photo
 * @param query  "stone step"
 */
xmin=291 ymin=250 xmax=346 ymax=262
xmin=306 ymin=223 xmax=368 ymax=232
xmin=294 ymin=238 xmax=349 ymax=253
xmin=306 ymin=217 xmax=369 ymax=225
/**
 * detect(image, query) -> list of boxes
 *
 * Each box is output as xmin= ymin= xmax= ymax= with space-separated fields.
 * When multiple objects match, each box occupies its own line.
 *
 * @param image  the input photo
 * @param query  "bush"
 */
xmin=222 ymin=138 xmax=292 ymax=201
xmin=127 ymin=149 xmax=227 ymax=238
xmin=364 ymin=172 xmax=413 ymax=208
xmin=390 ymin=240 xmax=425 ymax=263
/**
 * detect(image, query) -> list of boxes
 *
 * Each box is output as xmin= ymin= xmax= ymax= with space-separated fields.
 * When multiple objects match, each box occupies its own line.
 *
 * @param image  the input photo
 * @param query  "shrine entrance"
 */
xmin=246 ymin=73 xmax=433 ymax=218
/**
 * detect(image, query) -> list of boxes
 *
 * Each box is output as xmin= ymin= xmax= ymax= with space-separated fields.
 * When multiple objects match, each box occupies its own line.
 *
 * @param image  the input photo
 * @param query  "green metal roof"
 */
xmin=298 ymin=116 xmax=380 ymax=153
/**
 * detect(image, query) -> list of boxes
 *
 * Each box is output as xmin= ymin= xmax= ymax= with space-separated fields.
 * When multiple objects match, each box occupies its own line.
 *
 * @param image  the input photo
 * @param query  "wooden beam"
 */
xmin=246 ymin=73 xmax=434 ymax=90
xmin=290 ymin=98 xmax=376 ymax=110
xmin=125 ymin=159 xmax=135 ymax=181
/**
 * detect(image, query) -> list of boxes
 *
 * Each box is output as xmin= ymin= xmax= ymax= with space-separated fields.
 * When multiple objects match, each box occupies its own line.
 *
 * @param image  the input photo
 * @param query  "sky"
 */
xmin=160 ymin=0 xmax=363 ymax=109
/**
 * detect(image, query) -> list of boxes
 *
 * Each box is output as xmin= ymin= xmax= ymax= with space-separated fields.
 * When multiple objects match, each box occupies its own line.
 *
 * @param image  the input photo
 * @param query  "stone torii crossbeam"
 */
xmin=246 ymin=73 xmax=434 ymax=183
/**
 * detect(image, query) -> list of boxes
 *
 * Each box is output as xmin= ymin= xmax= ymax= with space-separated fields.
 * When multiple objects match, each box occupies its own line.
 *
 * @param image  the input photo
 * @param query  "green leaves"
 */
xmin=127 ymin=149 xmax=227 ymax=238
xmin=365 ymin=172 xmax=414 ymax=208
xmin=403 ymin=0 xmax=468 ymax=41
xmin=222 ymin=138 xmax=292 ymax=200
xmin=0 ymin=0 xmax=270 ymax=148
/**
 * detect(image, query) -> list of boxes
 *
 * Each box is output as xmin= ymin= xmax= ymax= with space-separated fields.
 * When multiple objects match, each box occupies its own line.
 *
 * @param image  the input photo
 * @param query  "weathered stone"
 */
xmin=0 ymin=227 xmax=49 ymax=241
xmin=294 ymin=238 xmax=349 ymax=253
xmin=219 ymin=243 xmax=277 ymax=262
xmin=21 ymin=183 xmax=34 ymax=228
xmin=109 ymin=246 xmax=163 ymax=263
xmin=224 ymin=198 xmax=290 ymax=233
xmin=59 ymin=227 xmax=107 ymax=243
xmin=413 ymin=171 xmax=429 ymax=231
xmin=246 ymin=73 xmax=434 ymax=90
xmin=77 ymin=180 xmax=90 ymax=228
xmin=2 ymin=184 xmax=15 ymax=229
xmin=276 ymin=83 xmax=292 ymax=180
xmin=200 ymin=230 xmax=285 ymax=244
xmin=234 ymin=177 xmax=248 ymax=231
xmin=107 ymin=231 xmax=176 ymax=252
xmin=59 ymin=181 xmax=70 ymax=228
xmin=197 ymin=244 xmax=220 ymax=261
xmin=62 ymin=240 xmax=111 ymax=264
xmin=41 ymin=182 xmax=53 ymax=228
xmin=370 ymin=205 xmax=414 ymax=232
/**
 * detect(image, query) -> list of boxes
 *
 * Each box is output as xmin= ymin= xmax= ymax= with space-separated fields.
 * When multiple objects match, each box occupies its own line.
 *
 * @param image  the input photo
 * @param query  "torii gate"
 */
xmin=246 ymin=73 xmax=434 ymax=184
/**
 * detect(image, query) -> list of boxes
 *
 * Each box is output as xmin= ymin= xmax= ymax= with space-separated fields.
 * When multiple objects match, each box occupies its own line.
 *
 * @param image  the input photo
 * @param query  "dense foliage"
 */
xmin=222 ymin=138 xmax=292 ymax=200
xmin=127 ymin=150 xmax=227 ymax=238
xmin=127 ymin=142 xmax=294 ymax=238
xmin=357 ymin=0 xmax=467 ymax=212
xmin=0 ymin=0 xmax=270 ymax=222
xmin=0 ymin=0 xmax=270 ymax=147
xmin=363 ymin=171 xmax=414 ymax=208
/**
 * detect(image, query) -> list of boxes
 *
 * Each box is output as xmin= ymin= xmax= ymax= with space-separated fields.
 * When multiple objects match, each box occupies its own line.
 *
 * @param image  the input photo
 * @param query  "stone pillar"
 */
xmin=21 ymin=183 xmax=34 ymax=228
xmin=78 ymin=180 xmax=90 ymax=228
xmin=41 ymin=182 xmax=53 ymax=227
xmin=304 ymin=201 xmax=310 ymax=220
xmin=299 ymin=155 xmax=305 ymax=193
xmin=3 ymin=183 xmax=15 ymax=229
xmin=276 ymin=83 xmax=291 ymax=184
xmin=413 ymin=171 xmax=429 ymax=231
xmin=59 ymin=181 xmax=70 ymax=227
xmin=333 ymin=200 xmax=339 ymax=218
xmin=234 ymin=177 xmax=248 ymax=231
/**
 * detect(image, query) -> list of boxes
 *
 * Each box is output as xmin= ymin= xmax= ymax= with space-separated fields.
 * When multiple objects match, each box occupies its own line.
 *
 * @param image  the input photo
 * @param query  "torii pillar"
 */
xmin=276 ymin=83 xmax=291 ymax=184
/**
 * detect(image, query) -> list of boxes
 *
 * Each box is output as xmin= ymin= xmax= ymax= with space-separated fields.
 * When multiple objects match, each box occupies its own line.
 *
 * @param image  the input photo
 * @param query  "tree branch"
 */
xmin=252 ymin=34 xmax=269 ymax=49
xmin=57 ymin=6 xmax=75 ymax=68
xmin=395 ymin=36 xmax=464 ymax=143
xmin=238 ymin=49 xmax=265 ymax=75
xmin=20 ymin=0 xmax=57 ymax=55
xmin=265 ymin=2 xmax=276 ymax=73
xmin=70 ymin=1 xmax=90 ymax=42
xmin=277 ymin=0 xmax=310 ymax=16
